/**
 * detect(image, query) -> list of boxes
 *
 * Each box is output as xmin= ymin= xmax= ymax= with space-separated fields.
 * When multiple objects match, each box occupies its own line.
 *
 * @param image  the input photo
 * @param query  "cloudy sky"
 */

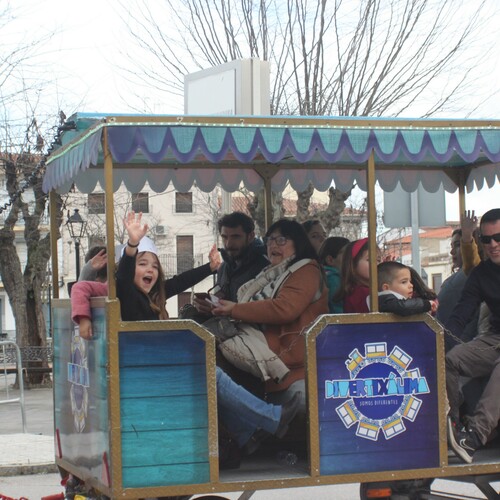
xmin=5 ymin=0 xmax=500 ymax=219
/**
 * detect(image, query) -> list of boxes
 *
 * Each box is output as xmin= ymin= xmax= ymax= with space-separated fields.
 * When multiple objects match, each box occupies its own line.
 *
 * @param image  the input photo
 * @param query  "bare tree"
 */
xmin=0 ymin=122 xmax=65 ymax=386
xmin=116 ymin=0 xmax=489 ymax=226
xmin=0 ymin=2 xmax=63 ymax=385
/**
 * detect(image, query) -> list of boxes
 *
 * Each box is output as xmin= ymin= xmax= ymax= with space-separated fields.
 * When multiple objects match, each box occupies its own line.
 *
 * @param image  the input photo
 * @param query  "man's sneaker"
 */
xmin=447 ymin=417 xmax=481 ymax=464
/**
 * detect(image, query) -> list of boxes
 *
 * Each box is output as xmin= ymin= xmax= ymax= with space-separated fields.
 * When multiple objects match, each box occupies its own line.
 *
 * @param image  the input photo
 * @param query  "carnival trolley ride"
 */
xmin=43 ymin=114 xmax=500 ymax=499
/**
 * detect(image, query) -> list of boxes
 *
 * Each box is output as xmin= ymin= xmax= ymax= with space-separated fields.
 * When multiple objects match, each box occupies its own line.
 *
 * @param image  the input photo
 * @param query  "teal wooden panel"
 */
xmin=119 ymin=330 xmax=206 ymax=367
xmin=122 ymin=461 xmax=209 ymax=488
xmin=120 ymin=364 xmax=207 ymax=398
xmin=121 ymin=394 xmax=208 ymax=432
xmin=121 ymin=428 xmax=208 ymax=467
xmin=119 ymin=328 xmax=210 ymax=489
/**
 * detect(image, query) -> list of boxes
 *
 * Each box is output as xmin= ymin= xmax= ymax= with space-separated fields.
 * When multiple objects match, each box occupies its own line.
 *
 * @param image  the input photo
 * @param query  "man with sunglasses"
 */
xmin=446 ymin=208 xmax=500 ymax=463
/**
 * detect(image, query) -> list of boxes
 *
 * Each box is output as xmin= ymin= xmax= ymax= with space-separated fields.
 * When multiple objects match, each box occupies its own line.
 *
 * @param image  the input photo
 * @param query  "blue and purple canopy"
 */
xmin=43 ymin=113 xmax=500 ymax=194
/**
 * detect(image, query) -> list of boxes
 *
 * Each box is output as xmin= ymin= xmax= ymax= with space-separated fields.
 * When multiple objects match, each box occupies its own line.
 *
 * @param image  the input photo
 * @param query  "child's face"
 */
xmin=355 ymin=249 xmax=370 ymax=283
xmin=385 ymin=268 xmax=413 ymax=298
xmin=134 ymin=251 xmax=159 ymax=294
xmin=308 ymin=223 xmax=327 ymax=252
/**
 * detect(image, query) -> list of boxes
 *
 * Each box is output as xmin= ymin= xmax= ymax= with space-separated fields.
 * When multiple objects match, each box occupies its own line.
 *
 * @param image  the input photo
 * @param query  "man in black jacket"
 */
xmin=192 ymin=211 xmax=269 ymax=318
xmin=446 ymin=208 xmax=500 ymax=464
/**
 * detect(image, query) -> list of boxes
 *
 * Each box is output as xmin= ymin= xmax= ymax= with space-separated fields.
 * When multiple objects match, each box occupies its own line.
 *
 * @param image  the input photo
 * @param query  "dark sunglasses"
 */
xmin=479 ymin=233 xmax=500 ymax=245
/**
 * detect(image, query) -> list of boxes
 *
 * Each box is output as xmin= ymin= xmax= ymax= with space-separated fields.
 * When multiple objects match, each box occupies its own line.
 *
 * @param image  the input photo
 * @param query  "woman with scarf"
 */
xmin=211 ymin=219 xmax=328 ymax=414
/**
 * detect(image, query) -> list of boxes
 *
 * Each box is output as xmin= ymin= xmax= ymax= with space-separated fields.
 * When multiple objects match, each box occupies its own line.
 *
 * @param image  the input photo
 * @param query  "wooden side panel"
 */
xmin=53 ymin=301 xmax=110 ymax=483
xmin=119 ymin=330 xmax=210 ymax=488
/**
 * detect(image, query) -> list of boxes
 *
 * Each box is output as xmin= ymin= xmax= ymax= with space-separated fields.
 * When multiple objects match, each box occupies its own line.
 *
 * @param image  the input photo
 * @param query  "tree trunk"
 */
xmin=0 ymin=156 xmax=62 ymax=387
xmin=246 ymin=188 xmax=284 ymax=235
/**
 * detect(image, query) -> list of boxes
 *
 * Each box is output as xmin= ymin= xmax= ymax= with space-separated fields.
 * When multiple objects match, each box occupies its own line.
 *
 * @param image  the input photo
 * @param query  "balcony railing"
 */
xmin=159 ymin=253 xmax=204 ymax=277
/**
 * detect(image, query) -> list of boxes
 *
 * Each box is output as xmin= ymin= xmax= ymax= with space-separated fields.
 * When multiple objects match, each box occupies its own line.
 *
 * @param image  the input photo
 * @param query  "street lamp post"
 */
xmin=66 ymin=209 xmax=87 ymax=280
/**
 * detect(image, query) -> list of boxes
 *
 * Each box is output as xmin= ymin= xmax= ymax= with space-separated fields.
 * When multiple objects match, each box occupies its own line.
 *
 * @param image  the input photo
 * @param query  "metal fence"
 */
xmin=159 ymin=253 xmax=204 ymax=277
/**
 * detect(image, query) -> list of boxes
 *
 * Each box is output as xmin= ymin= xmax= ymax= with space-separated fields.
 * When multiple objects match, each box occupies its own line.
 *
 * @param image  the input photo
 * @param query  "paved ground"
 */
xmin=0 ymin=374 xmax=63 ymax=498
xmin=0 ymin=373 xmax=496 ymax=500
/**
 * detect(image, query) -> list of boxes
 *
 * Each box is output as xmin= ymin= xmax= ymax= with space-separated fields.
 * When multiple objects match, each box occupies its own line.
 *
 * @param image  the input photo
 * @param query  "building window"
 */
xmin=132 ymin=192 xmax=149 ymax=213
xmin=175 ymin=192 xmax=193 ymax=213
xmin=432 ymin=273 xmax=443 ymax=294
xmin=176 ymin=235 xmax=194 ymax=274
xmin=88 ymin=193 xmax=105 ymax=214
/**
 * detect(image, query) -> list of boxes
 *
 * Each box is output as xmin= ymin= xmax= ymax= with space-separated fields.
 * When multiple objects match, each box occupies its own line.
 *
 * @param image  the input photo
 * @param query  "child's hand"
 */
xmin=429 ymin=299 xmax=439 ymax=314
xmin=90 ymin=249 xmax=107 ymax=271
xmin=124 ymin=211 xmax=149 ymax=246
xmin=460 ymin=210 xmax=477 ymax=243
xmin=78 ymin=317 xmax=93 ymax=340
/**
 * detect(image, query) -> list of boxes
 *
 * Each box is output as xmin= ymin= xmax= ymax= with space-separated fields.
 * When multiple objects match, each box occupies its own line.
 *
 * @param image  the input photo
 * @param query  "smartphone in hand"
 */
xmin=205 ymin=294 xmax=220 ymax=306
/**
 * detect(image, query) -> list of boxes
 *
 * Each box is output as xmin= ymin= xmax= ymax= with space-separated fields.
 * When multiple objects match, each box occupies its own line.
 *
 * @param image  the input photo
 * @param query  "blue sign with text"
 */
xmin=316 ymin=321 xmax=439 ymax=475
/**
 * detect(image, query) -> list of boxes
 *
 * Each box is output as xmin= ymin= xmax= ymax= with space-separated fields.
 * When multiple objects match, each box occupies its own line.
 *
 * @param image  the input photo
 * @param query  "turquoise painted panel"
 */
xmin=121 ymin=394 xmax=208 ymax=432
xmin=119 ymin=330 xmax=205 ymax=367
xmin=120 ymin=364 xmax=206 ymax=398
xmin=119 ymin=329 xmax=210 ymax=489
xmin=121 ymin=427 xmax=208 ymax=467
xmin=122 ymin=462 xmax=209 ymax=488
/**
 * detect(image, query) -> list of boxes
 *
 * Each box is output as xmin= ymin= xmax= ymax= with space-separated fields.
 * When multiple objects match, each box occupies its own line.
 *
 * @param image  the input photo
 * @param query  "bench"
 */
xmin=0 ymin=345 xmax=53 ymax=377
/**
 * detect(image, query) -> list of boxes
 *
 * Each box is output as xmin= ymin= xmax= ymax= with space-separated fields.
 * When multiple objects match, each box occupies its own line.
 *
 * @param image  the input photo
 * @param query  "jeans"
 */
xmin=446 ymin=333 xmax=500 ymax=444
xmin=266 ymin=379 xmax=306 ymax=415
xmin=216 ymin=367 xmax=281 ymax=447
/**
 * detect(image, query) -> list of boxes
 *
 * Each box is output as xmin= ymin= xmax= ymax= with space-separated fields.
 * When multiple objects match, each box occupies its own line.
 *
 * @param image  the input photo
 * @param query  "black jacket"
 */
xmin=215 ymin=238 xmax=269 ymax=301
xmin=447 ymin=259 xmax=500 ymax=342
xmin=378 ymin=291 xmax=431 ymax=316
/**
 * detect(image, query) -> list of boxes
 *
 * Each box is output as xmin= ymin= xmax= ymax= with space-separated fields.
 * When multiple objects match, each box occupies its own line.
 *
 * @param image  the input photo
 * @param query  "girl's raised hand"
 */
xmin=124 ymin=211 xmax=149 ymax=245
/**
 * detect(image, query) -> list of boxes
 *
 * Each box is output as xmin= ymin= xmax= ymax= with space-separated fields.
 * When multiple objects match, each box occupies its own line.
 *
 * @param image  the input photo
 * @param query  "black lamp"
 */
xmin=66 ymin=209 xmax=87 ymax=280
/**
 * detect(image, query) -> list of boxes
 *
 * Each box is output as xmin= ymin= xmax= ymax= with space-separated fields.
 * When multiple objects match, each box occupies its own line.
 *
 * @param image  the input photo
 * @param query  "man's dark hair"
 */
xmin=217 ymin=212 xmax=255 ymax=234
xmin=480 ymin=208 xmax=500 ymax=227
xmin=451 ymin=228 xmax=462 ymax=237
